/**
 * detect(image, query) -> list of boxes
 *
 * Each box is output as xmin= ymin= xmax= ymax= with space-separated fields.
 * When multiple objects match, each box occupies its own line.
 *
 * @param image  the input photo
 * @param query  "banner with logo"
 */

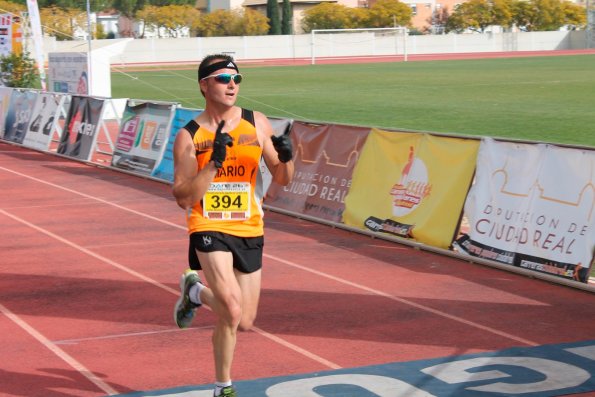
xmin=343 ymin=129 xmax=479 ymax=248
xmin=151 ymin=107 xmax=201 ymax=182
xmin=265 ymin=122 xmax=371 ymax=223
xmin=454 ymin=138 xmax=595 ymax=282
xmin=57 ymin=96 xmax=105 ymax=160
xmin=0 ymin=87 xmax=13 ymax=138
xmin=22 ymin=93 xmax=65 ymax=151
xmin=48 ymin=52 xmax=89 ymax=95
xmin=3 ymin=89 xmax=38 ymax=144
xmin=0 ymin=14 xmax=21 ymax=57
xmin=111 ymin=100 xmax=175 ymax=176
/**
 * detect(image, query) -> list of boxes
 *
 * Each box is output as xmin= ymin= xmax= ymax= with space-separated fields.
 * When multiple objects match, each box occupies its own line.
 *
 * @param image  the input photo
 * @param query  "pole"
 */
xmin=86 ymin=0 xmax=92 ymax=95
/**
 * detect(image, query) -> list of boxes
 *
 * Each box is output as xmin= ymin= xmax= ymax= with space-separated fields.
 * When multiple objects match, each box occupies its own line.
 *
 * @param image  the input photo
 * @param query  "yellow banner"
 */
xmin=343 ymin=129 xmax=479 ymax=248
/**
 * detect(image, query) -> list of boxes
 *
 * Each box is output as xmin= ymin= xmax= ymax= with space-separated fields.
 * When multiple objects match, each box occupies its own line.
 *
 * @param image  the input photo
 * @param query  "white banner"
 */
xmin=48 ymin=52 xmax=89 ymax=95
xmin=22 ymin=92 xmax=64 ymax=150
xmin=26 ymin=0 xmax=46 ymax=90
xmin=460 ymin=138 xmax=595 ymax=281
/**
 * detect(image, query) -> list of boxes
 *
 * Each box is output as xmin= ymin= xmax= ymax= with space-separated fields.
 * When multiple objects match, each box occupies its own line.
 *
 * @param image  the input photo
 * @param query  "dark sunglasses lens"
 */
xmin=233 ymin=74 xmax=242 ymax=84
xmin=214 ymin=74 xmax=232 ymax=84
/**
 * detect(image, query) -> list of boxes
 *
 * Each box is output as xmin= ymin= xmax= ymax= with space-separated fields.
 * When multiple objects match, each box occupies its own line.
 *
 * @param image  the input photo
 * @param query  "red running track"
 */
xmin=1 ymin=141 xmax=595 ymax=396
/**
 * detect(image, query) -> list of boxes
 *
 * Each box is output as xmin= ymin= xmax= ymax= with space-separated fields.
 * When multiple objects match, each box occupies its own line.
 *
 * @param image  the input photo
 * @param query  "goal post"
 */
xmin=310 ymin=27 xmax=409 ymax=65
xmin=588 ymin=0 xmax=595 ymax=49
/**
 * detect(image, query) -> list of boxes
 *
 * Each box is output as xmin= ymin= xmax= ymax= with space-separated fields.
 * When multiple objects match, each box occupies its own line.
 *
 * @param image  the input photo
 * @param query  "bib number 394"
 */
xmin=203 ymin=182 xmax=250 ymax=220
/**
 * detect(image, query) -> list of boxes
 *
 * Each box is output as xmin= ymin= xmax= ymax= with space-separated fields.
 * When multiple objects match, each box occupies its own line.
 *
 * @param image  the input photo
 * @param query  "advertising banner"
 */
xmin=0 ymin=14 xmax=21 ymax=57
xmin=265 ymin=122 xmax=370 ymax=223
xmin=343 ymin=129 xmax=479 ymax=249
xmin=0 ymin=14 xmax=13 ymax=57
xmin=0 ymin=87 xmax=13 ymax=137
xmin=151 ymin=107 xmax=201 ymax=182
xmin=455 ymin=138 xmax=595 ymax=282
xmin=57 ymin=96 xmax=105 ymax=160
xmin=22 ymin=92 xmax=65 ymax=151
xmin=3 ymin=89 xmax=38 ymax=144
xmin=47 ymin=52 xmax=89 ymax=95
xmin=111 ymin=100 xmax=175 ymax=176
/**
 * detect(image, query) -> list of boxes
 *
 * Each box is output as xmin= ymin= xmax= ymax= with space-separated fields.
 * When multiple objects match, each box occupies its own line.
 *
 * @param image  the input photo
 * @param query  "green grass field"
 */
xmin=111 ymin=54 xmax=595 ymax=147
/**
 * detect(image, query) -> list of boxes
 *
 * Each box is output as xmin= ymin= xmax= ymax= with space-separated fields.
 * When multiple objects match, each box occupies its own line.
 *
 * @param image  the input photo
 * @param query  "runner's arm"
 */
xmin=257 ymin=112 xmax=294 ymax=186
xmin=172 ymin=128 xmax=218 ymax=209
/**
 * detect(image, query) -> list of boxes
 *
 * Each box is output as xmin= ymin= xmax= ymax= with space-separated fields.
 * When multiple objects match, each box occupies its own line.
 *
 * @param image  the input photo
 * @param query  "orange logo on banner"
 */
xmin=389 ymin=146 xmax=432 ymax=215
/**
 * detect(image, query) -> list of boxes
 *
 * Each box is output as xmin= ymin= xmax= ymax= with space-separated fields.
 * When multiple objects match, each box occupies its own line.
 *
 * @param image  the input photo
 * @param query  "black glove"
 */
xmin=271 ymin=123 xmax=293 ymax=163
xmin=210 ymin=121 xmax=233 ymax=169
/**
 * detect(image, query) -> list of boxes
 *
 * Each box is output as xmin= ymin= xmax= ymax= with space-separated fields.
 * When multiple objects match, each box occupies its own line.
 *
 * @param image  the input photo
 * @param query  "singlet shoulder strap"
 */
xmin=241 ymin=108 xmax=255 ymax=127
xmin=183 ymin=119 xmax=200 ymax=139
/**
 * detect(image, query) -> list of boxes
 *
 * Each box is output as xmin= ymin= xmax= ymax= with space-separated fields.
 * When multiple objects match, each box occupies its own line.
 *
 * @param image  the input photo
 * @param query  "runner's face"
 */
xmin=201 ymin=67 xmax=240 ymax=106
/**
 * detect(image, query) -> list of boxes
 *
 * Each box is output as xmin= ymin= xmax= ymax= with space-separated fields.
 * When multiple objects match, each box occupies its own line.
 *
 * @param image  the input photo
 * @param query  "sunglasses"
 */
xmin=202 ymin=73 xmax=243 ymax=84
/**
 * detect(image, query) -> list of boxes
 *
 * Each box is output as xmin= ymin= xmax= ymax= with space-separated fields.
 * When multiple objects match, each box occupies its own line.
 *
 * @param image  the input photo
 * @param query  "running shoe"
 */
xmin=216 ymin=385 xmax=237 ymax=397
xmin=174 ymin=269 xmax=202 ymax=328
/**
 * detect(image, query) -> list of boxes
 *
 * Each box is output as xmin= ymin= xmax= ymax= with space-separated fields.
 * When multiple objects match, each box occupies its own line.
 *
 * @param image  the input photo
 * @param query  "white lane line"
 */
xmin=0 ymin=166 xmax=182 ymax=230
xmin=0 ymin=303 xmax=118 ymax=396
xmin=0 ymin=208 xmax=342 ymax=370
xmin=1 ymin=163 xmax=537 ymax=353
xmin=52 ymin=326 xmax=214 ymax=345
xmin=265 ymin=253 xmax=538 ymax=347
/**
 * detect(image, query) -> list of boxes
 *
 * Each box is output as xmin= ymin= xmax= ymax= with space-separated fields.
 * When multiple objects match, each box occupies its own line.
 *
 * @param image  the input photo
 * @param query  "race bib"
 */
xmin=203 ymin=182 xmax=251 ymax=220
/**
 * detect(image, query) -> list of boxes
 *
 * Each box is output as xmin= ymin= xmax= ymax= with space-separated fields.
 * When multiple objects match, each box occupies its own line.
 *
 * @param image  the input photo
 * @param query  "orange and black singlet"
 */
xmin=185 ymin=109 xmax=265 ymax=237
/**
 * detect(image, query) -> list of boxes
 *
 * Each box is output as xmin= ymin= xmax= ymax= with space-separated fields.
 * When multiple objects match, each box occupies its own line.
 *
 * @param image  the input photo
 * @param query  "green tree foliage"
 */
xmin=267 ymin=0 xmax=280 ymax=34
xmin=367 ymin=0 xmax=412 ymax=28
xmin=446 ymin=0 xmax=505 ymax=32
xmin=301 ymin=3 xmax=354 ymax=32
xmin=0 ymin=52 xmax=39 ymax=88
xmin=240 ymin=8 xmax=270 ymax=35
xmin=0 ymin=0 xmax=25 ymax=14
xmin=511 ymin=0 xmax=585 ymax=31
xmin=40 ymin=5 xmax=88 ymax=40
xmin=302 ymin=0 xmax=411 ymax=32
xmin=281 ymin=0 xmax=292 ymax=34
xmin=136 ymin=4 xmax=199 ymax=37
xmin=193 ymin=8 xmax=236 ymax=36
xmin=561 ymin=0 xmax=586 ymax=29
xmin=112 ymin=0 xmax=139 ymax=17
xmin=193 ymin=8 xmax=268 ymax=37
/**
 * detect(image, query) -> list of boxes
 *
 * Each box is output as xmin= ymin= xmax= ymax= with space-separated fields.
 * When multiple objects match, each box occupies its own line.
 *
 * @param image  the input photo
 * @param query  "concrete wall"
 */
xmin=39 ymin=30 xmax=588 ymax=66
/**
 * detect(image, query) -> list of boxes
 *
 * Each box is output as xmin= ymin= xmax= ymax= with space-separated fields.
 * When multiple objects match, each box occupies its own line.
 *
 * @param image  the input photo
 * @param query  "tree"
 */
xmin=195 ymin=10 xmax=239 ymax=37
xmin=135 ymin=5 xmax=160 ymax=37
xmin=301 ymin=3 xmax=353 ymax=32
xmin=281 ymin=0 xmax=292 ymax=34
xmin=367 ymin=0 xmax=412 ymax=28
xmin=561 ymin=0 xmax=587 ymax=29
xmin=425 ymin=6 xmax=450 ymax=33
xmin=112 ymin=0 xmax=139 ymax=17
xmin=510 ymin=0 xmax=580 ymax=31
xmin=0 ymin=52 xmax=40 ymax=88
xmin=240 ymin=9 xmax=270 ymax=36
xmin=0 ymin=0 xmax=25 ymax=15
xmin=491 ymin=0 xmax=513 ymax=28
xmin=267 ymin=0 xmax=280 ymax=35
xmin=510 ymin=0 xmax=537 ymax=31
xmin=532 ymin=0 xmax=565 ymax=30
xmin=40 ymin=5 xmax=88 ymax=40
xmin=193 ymin=8 xmax=268 ymax=37
xmin=446 ymin=0 xmax=494 ymax=32
xmin=154 ymin=4 xmax=199 ymax=37
xmin=194 ymin=8 xmax=238 ymax=37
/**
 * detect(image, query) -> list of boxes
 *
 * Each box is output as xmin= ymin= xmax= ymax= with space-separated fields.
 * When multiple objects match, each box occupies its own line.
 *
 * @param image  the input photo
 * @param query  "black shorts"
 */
xmin=189 ymin=232 xmax=264 ymax=274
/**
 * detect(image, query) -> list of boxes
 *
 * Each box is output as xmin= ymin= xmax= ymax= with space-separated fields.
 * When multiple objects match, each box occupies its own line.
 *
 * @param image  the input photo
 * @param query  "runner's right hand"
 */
xmin=210 ymin=121 xmax=233 ymax=169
